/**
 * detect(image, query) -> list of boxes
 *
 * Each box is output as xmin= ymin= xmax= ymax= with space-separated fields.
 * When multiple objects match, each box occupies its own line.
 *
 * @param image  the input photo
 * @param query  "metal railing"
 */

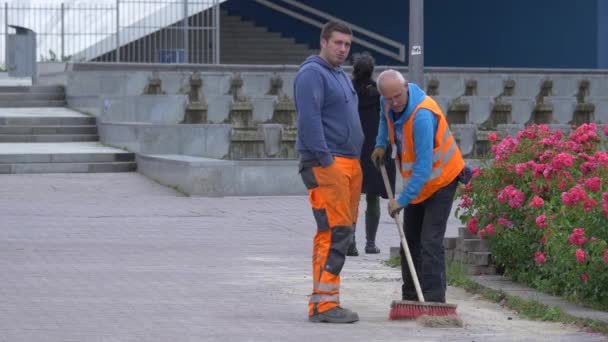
xmin=1 ymin=0 xmax=221 ymax=67
xmin=253 ymin=0 xmax=406 ymax=63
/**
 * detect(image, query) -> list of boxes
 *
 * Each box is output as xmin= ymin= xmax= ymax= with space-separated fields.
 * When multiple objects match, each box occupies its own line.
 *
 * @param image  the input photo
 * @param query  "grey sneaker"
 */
xmin=308 ymin=306 xmax=359 ymax=323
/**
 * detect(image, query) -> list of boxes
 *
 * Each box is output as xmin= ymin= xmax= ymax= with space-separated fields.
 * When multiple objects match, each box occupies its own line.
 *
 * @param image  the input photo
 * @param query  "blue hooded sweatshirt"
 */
xmin=294 ymin=55 xmax=364 ymax=166
xmin=375 ymin=83 xmax=439 ymax=207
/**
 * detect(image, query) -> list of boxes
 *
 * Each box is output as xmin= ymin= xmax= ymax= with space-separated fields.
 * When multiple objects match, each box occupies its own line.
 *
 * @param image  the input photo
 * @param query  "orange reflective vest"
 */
xmin=384 ymin=97 xmax=464 ymax=204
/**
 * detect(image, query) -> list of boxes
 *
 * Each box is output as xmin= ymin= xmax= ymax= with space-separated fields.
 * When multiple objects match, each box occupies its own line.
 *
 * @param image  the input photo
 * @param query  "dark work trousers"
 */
xmin=400 ymin=177 xmax=458 ymax=303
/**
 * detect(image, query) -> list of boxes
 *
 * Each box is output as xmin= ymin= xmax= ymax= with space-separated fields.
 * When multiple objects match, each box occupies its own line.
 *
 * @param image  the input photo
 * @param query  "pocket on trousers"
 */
xmin=299 ymin=164 xmax=318 ymax=189
xmin=325 ymin=226 xmax=353 ymax=275
xmin=312 ymin=208 xmax=330 ymax=232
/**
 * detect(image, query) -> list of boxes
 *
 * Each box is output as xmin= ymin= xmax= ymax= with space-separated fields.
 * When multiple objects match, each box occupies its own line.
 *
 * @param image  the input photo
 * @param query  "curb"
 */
xmin=470 ymin=274 xmax=608 ymax=325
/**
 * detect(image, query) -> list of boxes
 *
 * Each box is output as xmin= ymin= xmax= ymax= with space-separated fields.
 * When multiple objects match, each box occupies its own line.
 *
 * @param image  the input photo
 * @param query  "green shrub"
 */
xmin=456 ymin=124 xmax=608 ymax=309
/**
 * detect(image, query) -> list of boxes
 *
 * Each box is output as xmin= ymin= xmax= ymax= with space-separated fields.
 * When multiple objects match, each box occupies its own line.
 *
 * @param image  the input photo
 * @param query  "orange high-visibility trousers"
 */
xmin=299 ymin=156 xmax=362 ymax=316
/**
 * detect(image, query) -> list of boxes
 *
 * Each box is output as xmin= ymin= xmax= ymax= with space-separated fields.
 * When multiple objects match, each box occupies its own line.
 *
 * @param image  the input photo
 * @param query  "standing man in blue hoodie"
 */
xmin=371 ymin=69 xmax=464 ymax=304
xmin=294 ymin=21 xmax=363 ymax=324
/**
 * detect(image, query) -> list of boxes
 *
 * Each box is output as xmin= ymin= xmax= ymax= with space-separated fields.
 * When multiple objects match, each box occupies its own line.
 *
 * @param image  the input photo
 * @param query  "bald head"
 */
xmin=377 ymin=69 xmax=407 ymax=95
xmin=377 ymin=69 xmax=409 ymax=112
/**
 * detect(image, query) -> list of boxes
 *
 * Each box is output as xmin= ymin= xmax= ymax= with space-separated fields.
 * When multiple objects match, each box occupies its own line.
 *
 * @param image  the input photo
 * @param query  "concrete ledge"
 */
xmin=100 ymin=95 xmax=188 ymax=123
xmin=67 ymin=95 xmax=102 ymax=116
xmin=98 ymin=123 xmax=232 ymax=158
xmin=69 ymin=62 xmax=608 ymax=75
xmin=136 ymin=154 xmax=306 ymax=196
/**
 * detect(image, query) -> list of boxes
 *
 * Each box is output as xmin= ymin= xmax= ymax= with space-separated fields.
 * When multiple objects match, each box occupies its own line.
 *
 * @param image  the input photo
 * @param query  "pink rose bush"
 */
xmin=456 ymin=124 xmax=608 ymax=308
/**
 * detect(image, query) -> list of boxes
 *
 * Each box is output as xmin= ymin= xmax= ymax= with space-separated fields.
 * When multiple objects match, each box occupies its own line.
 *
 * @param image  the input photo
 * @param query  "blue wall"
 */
xmin=598 ymin=0 xmax=608 ymax=69
xmin=223 ymin=0 xmax=602 ymax=68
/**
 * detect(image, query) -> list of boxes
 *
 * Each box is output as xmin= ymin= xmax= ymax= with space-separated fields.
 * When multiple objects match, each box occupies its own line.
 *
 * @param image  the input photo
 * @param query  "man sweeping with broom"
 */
xmin=371 ymin=69 xmax=465 ymax=319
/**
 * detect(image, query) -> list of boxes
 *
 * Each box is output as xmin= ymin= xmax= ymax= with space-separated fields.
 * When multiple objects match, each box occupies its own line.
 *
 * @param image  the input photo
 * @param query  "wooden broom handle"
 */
xmin=380 ymin=164 xmax=425 ymax=303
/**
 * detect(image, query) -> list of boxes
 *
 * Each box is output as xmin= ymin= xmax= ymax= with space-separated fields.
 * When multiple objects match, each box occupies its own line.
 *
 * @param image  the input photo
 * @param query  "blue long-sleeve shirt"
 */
xmin=294 ymin=56 xmax=364 ymax=166
xmin=376 ymin=83 xmax=438 ymax=207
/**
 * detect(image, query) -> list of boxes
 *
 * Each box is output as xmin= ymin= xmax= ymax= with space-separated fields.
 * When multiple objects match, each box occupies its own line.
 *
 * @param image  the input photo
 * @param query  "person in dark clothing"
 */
xmin=347 ymin=52 xmax=396 ymax=256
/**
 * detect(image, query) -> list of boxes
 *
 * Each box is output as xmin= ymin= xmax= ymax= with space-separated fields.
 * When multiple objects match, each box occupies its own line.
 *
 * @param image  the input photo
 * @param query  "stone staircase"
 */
xmin=0 ymin=85 xmax=66 ymax=107
xmin=0 ymin=113 xmax=99 ymax=143
xmin=0 ymin=84 xmax=137 ymax=174
xmin=389 ymin=227 xmax=496 ymax=276
xmin=444 ymin=227 xmax=496 ymax=275
xmin=220 ymin=11 xmax=315 ymax=65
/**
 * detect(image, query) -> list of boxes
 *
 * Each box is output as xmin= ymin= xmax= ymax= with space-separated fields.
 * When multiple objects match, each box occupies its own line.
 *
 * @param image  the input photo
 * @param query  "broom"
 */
xmin=379 ymin=164 xmax=458 ymax=320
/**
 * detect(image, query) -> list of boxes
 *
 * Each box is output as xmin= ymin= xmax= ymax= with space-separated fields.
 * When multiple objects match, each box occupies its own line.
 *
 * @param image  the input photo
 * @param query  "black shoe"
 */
xmin=309 ymin=306 xmax=359 ymax=323
xmin=365 ymin=242 xmax=380 ymax=254
xmin=346 ymin=243 xmax=359 ymax=256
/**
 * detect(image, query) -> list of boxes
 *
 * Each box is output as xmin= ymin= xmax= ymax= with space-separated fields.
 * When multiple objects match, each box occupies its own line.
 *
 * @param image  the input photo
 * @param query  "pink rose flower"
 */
xmin=568 ymin=228 xmax=588 ymax=246
xmin=535 ymin=215 xmax=548 ymax=229
xmin=529 ymin=196 xmax=544 ymax=209
xmin=575 ymin=248 xmax=587 ymax=263
xmin=534 ymin=251 xmax=546 ymax=266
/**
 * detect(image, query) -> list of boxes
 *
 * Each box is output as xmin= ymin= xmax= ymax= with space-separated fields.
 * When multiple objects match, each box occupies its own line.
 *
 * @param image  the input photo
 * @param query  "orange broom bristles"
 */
xmin=389 ymin=300 xmax=457 ymax=320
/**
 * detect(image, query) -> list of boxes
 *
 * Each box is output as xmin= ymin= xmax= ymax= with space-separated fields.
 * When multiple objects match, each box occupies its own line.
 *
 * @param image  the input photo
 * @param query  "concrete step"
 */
xmin=443 ymin=237 xmax=457 ymax=249
xmin=219 ymin=55 xmax=309 ymax=63
xmin=462 ymin=238 xmax=490 ymax=252
xmin=220 ymin=41 xmax=308 ymax=49
xmin=0 ymin=161 xmax=136 ymax=174
xmin=220 ymin=46 xmax=311 ymax=54
xmin=0 ymin=85 xmax=65 ymax=93
xmin=0 ymin=125 xmax=97 ymax=134
xmin=220 ymin=55 xmax=307 ymax=62
xmin=458 ymin=226 xmax=477 ymax=239
xmin=0 ymin=152 xmax=134 ymax=164
xmin=220 ymin=59 xmax=305 ymax=65
xmin=219 ymin=11 xmax=312 ymax=66
xmin=467 ymin=251 xmax=492 ymax=266
xmin=0 ymin=116 xmax=96 ymax=125
xmin=0 ymin=100 xmax=66 ymax=107
xmin=221 ymin=32 xmax=288 ymax=40
xmin=221 ymin=15 xmax=263 ymax=25
xmin=221 ymin=29 xmax=281 ymax=36
xmin=221 ymin=15 xmax=264 ymax=24
xmin=466 ymin=264 xmax=496 ymax=276
xmin=0 ymin=93 xmax=66 ymax=101
xmin=0 ymin=134 xmax=99 ymax=142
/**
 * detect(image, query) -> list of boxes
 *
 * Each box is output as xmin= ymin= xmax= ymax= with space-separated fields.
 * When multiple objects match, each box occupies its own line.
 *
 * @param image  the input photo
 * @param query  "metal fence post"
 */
xmin=4 ymin=2 xmax=8 ymax=69
xmin=214 ymin=0 xmax=220 ymax=64
xmin=115 ymin=0 xmax=120 ymax=62
xmin=408 ymin=0 xmax=424 ymax=88
xmin=183 ymin=0 xmax=188 ymax=64
xmin=61 ymin=3 xmax=65 ymax=60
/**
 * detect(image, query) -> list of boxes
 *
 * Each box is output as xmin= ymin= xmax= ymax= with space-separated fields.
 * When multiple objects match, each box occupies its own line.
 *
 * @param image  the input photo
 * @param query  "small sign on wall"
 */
xmin=159 ymin=49 xmax=185 ymax=63
xmin=411 ymin=45 xmax=422 ymax=55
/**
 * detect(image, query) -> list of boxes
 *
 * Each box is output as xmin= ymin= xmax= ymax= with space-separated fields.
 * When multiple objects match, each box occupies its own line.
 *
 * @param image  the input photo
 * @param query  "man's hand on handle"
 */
xmin=388 ymin=199 xmax=404 ymax=218
xmin=370 ymin=147 xmax=385 ymax=168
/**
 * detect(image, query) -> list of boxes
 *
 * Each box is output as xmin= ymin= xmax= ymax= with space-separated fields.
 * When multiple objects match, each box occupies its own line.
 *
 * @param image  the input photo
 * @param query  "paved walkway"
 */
xmin=0 ymin=173 xmax=606 ymax=341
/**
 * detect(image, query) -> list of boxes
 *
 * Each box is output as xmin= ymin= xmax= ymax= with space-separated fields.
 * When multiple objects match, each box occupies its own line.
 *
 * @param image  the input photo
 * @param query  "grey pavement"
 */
xmin=1 ymin=173 xmax=607 ymax=342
